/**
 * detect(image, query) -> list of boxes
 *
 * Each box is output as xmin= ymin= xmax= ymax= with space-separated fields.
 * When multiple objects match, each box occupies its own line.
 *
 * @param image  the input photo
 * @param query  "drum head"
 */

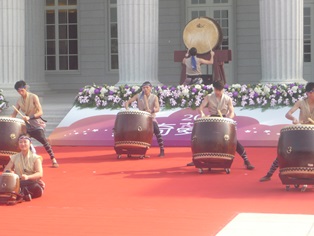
xmin=183 ymin=17 xmax=223 ymax=54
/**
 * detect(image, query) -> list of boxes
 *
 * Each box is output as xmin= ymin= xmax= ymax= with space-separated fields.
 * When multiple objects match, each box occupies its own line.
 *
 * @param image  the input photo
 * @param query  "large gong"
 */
xmin=183 ymin=17 xmax=223 ymax=54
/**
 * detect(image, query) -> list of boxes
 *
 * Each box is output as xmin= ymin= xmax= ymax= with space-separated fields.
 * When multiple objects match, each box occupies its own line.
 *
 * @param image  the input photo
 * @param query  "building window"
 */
xmin=186 ymin=0 xmax=233 ymax=79
xmin=191 ymin=0 xmax=206 ymax=4
xmin=189 ymin=0 xmax=229 ymax=5
xmin=213 ymin=10 xmax=229 ymax=51
xmin=109 ymin=0 xmax=119 ymax=70
xmin=187 ymin=1 xmax=231 ymax=52
xmin=304 ymin=7 xmax=311 ymax=63
xmin=191 ymin=10 xmax=207 ymax=19
xmin=214 ymin=0 xmax=228 ymax=3
xmin=45 ymin=0 xmax=78 ymax=71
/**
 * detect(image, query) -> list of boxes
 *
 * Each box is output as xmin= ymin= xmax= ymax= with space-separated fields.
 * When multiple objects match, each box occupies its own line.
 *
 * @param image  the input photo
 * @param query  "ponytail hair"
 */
xmin=189 ymin=47 xmax=198 ymax=71
xmin=191 ymin=56 xmax=197 ymax=71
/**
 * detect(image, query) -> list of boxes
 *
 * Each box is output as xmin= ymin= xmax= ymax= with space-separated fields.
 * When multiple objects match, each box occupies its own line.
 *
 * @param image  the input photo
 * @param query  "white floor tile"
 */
xmin=216 ymin=213 xmax=314 ymax=236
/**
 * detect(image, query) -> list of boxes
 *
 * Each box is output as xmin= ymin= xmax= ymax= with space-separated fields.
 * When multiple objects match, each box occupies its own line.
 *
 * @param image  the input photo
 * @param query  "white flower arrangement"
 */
xmin=0 ymin=89 xmax=8 ymax=111
xmin=74 ymin=83 xmax=306 ymax=110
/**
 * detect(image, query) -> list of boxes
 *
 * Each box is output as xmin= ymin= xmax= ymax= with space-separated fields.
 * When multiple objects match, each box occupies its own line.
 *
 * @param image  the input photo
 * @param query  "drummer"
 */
xmin=182 ymin=47 xmax=215 ymax=85
xmin=125 ymin=81 xmax=165 ymax=157
xmin=260 ymin=82 xmax=314 ymax=182
xmin=4 ymin=135 xmax=45 ymax=201
xmin=186 ymin=80 xmax=255 ymax=170
xmin=11 ymin=80 xmax=59 ymax=168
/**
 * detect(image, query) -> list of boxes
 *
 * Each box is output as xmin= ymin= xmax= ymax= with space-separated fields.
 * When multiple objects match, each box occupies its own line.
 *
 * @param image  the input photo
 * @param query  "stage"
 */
xmin=48 ymin=106 xmax=297 ymax=147
xmin=1 ymin=146 xmax=314 ymax=236
xmin=2 ymin=105 xmax=313 ymax=236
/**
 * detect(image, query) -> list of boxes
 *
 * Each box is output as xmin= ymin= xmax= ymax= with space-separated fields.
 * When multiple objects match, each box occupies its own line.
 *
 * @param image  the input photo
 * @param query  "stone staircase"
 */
xmin=38 ymin=91 xmax=77 ymax=136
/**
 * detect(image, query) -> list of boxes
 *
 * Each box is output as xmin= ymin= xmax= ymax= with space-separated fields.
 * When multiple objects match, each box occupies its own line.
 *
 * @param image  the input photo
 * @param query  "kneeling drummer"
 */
xmin=260 ymin=82 xmax=314 ymax=182
xmin=125 ymin=81 xmax=165 ymax=157
xmin=187 ymin=80 xmax=254 ymax=170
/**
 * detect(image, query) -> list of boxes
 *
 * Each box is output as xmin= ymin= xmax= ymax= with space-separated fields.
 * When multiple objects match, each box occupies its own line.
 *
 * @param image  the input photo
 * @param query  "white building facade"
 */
xmin=1 ymin=0 xmax=314 ymax=92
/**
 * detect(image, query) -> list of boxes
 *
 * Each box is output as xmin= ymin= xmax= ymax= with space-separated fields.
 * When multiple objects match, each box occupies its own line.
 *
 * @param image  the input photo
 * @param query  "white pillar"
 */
xmin=116 ymin=0 xmax=160 ymax=85
xmin=259 ymin=0 xmax=305 ymax=83
xmin=25 ymin=0 xmax=48 ymax=92
xmin=0 ymin=0 xmax=25 ymax=91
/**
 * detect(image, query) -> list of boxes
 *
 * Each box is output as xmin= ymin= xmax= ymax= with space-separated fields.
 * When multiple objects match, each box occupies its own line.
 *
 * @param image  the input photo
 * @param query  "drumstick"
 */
xmin=218 ymin=110 xmax=223 ymax=118
xmin=12 ymin=105 xmax=30 ymax=124
xmin=308 ymin=117 xmax=314 ymax=124
xmin=12 ymin=105 xmax=24 ymax=117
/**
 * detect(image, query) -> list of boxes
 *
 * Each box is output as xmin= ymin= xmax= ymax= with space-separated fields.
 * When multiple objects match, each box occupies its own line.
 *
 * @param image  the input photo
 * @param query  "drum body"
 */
xmin=191 ymin=117 xmax=237 ymax=169
xmin=183 ymin=17 xmax=223 ymax=54
xmin=0 ymin=117 xmax=26 ymax=166
xmin=0 ymin=173 xmax=20 ymax=193
xmin=278 ymin=125 xmax=314 ymax=179
xmin=113 ymin=110 xmax=153 ymax=156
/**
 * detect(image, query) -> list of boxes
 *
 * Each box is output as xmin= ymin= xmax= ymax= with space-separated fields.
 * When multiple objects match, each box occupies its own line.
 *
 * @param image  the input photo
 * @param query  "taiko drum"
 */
xmin=113 ymin=110 xmax=153 ymax=155
xmin=191 ymin=117 xmax=237 ymax=169
xmin=277 ymin=125 xmax=314 ymax=179
xmin=0 ymin=117 xmax=26 ymax=166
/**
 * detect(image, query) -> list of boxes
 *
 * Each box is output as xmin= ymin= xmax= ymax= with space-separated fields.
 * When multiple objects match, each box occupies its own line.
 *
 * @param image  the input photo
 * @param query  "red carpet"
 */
xmin=1 ymin=146 xmax=314 ymax=236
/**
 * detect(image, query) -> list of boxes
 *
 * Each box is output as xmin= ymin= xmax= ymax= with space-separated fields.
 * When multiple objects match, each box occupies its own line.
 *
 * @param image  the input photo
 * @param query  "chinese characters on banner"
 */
xmin=50 ymin=107 xmax=288 ymax=147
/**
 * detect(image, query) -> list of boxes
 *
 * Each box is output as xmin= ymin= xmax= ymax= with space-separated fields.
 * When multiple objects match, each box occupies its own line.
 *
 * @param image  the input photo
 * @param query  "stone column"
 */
xmin=259 ymin=0 xmax=305 ymax=83
xmin=116 ymin=0 xmax=160 ymax=85
xmin=0 ymin=0 xmax=25 ymax=91
xmin=25 ymin=0 xmax=48 ymax=92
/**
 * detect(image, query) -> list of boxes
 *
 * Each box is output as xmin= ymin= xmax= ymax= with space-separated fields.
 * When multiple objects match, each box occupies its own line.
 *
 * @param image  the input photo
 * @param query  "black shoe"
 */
xmin=22 ymin=187 xmax=32 ymax=202
xmin=186 ymin=162 xmax=195 ymax=166
xmin=158 ymin=149 xmax=165 ymax=157
xmin=23 ymin=193 xmax=32 ymax=201
xmin=260 ymin=174 xmax=272 ymax=182
xmin=52 ymin=158 xmax=59 ymax=168
xmin=244 ymin=161 xmax=254 ymax=170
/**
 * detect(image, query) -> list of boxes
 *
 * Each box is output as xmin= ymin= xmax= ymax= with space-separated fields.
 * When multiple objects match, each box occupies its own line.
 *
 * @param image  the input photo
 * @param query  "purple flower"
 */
xmin=276 ymin=91 xmax=281 ymax=96
xmin=272 ymin=85 xmax=277 ymax=90
xmin=191 ymin=88 xmax=197 ymax=93
xmin=254 ymin=92 xmax=259 ymax=98
xmin=79 ymin=88 xmax=84 ymax=92
xmin=170 ymin=86 xmax=176 ymax=91
xmin=162 ymin=85 xmax=168 ymax=90
xmin=94 ymin=88 xmax=101 ymax=95
xmin=131 ymin=88 xmax=135 ymax=93
xmin=109 ymin=91 xmax=114 ymax=95
xmin=233 ymin=91 xmax=239 ymax=97
xmin=224 ymin=84 xmax=229 ymax=89
xmin=124 ymin=85 xmax=129 ymax=89
xmin=298 ymin=85 xmax=303 ymax=89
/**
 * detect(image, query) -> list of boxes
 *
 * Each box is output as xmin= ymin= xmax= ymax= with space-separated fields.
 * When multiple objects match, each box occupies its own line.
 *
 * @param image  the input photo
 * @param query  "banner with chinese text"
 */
xmin=49 ymin=106 xmax=296 ymax=147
